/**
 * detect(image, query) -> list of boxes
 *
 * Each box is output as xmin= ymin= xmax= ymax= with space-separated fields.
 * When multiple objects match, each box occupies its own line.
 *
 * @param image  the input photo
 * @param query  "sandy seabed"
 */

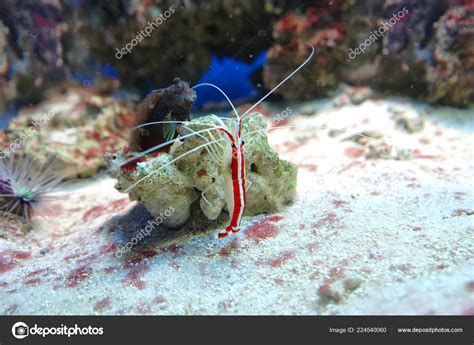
xmin=0 ymin=97 xmax=473 ymax=315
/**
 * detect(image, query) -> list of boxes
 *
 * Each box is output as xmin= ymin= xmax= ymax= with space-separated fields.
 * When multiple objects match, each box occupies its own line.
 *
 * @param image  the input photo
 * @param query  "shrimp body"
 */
xmin=217 ymin=127 xmax=246 ymax=238
xmin=123 ymin=45 xmax=315 ymax=239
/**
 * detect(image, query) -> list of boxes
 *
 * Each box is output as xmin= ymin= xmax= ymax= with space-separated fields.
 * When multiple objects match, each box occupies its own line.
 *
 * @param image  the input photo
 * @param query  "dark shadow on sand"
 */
xmin=102 ymin=202 xmax=228 ymax=259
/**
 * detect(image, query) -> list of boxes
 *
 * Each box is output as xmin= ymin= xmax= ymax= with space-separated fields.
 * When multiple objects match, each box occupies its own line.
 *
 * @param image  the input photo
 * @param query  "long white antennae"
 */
xmin=242 ymin=125 xmax=323 ymax=138
xmin=241 ymin=45 xmax=315 ymax=119
xmin=121 ymin=126 xmax=226 ymax=167
xmin=192 ymin=83 xmax=240 ymax=119
xmin=182 ymin=124 xmax=225 ymax=165
xmin=124 ymin=138 xmax=225 ymax=193
xmin=243 ymin=124 xmax=398 ymax=149
xmin=130 ymin=120 xmax=219 ymax=132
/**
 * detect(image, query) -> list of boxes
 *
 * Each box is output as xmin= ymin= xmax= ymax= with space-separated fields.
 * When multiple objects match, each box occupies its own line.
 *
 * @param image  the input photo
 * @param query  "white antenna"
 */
xmin=192 ymin=83 xmax=240 ymax=119
xmin=241 ymin=44 xmax=315 ymax=119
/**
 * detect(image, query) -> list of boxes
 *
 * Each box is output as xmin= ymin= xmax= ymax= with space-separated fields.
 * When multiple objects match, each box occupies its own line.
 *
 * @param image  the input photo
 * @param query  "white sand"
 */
xmin=0 ymin=98 xmax=472 ymax=315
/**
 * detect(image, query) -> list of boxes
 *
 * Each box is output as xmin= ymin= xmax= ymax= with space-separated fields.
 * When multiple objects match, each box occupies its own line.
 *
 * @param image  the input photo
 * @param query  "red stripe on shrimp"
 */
xmin=226 ymin=147 xmax=246 ymax=234
xmin=217 ymin=128 xmax=235 ymax=144
xmin=218 ymin=137 xmax=246 ymax=237
xmin=231 ymin=147 xmax=239 ymax=179
xmin=240 ymin=146 xmax=246 ymax=205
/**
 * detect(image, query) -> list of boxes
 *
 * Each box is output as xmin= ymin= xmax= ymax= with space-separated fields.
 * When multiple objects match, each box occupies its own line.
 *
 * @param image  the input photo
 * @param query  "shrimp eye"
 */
xmin=231 ymin=143 xmax=236 ymax=148
xmin=241 ymin=140 xmax=245 ymax=146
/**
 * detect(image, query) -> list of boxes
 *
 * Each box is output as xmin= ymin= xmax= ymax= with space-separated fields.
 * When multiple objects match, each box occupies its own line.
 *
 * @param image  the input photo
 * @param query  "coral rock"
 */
xmin=109 ymin=113 xmax=297 ymax=228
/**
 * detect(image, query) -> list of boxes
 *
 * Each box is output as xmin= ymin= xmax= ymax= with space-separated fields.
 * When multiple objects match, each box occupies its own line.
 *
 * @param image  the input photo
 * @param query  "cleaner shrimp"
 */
xmin=121 ymin=45 xmax=315 ymax=238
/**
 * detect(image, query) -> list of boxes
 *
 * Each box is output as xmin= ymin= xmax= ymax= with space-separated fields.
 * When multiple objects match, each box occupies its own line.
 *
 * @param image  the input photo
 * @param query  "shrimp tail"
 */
xmin=217 ymin=230 xmax=229 ymax=238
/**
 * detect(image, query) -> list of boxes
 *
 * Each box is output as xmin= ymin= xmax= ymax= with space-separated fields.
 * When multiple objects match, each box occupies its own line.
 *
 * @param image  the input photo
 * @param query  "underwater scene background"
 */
xmin=0 ymin=0 xmax=472 ymax=315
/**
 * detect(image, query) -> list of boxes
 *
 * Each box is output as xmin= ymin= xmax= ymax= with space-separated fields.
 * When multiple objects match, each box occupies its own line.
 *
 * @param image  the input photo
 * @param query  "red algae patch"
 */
xmin=412 ymin=149 xmax=439 ymax=159
xmin=120 ymin=156 xmax=147 ymax=172
xmin=126 ymin=249 xmax=158 ymax=266
xmin=25 ymin=268 xmax=48 ymax=278
xmin=219 ymin=239 xmax=239 ymax=257
xmin=153 ymin=296 xmax=166 ymax=304
xmin=65 ymin=266 xmax=93 ymax=288
xmin=93 ymin=297 xmax=112 ymax=312
xmin=332 ymin=199 xmax=348 ymax=208
xmin=82 ymin=198 xmax=129 ymax=221
xmin=266 ymin=251 xmax=295 ymax=268
xmin=124 ymin=263 xmax=150 ymax=289
xmin=313 ymin=212 xmax=337 ymax=229
xmin=100 ymin=242 xmax=120 ymax=255
xmin=0 ymin=251 xmax=31 ymax=274
xmin=344 ymin=146 xmax=365 ymax=158
xmin=24 ymin=278 xmax=42 ymax=286
xmin=197 ymin=168 xmax=207 ymax=177
xmin=266 ymin=215 xmax=284 ymax=223
xmin=299 ymin=163 xmax=318 ymax=172
xmin=244 ymin=217 xmax=281 ymax=244
xmin=83 ymin=205 xmax=107 ymax=220
xmin=121 ymin=151 xmax=164 ymax=172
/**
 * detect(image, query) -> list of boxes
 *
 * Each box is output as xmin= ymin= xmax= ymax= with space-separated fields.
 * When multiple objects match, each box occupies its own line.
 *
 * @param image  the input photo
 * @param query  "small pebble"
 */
xmin=343 ymin=276 xmax=362 ymax=291
xmin=328 ymin=129 xmax=346 ymax=137
xmin=318 ymin=281 xmax=345 ymax=302
xmin=300 ymin=106 xmax=316 ymax=116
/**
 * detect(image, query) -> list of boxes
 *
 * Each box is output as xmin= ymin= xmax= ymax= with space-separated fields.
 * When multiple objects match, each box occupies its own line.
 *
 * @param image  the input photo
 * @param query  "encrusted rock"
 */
xmin=365 ymin=143 xmax=412 ymax=161
xmin=390 ymin=106 xmax=425 ymax=133
xmin=108 ymin=113 xmax=297 ymax=228
xmin=2 ymin=91 xmax=135 ymax=179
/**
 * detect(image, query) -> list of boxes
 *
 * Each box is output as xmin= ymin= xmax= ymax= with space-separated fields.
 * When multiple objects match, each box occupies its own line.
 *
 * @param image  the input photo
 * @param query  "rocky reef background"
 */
xmin=0 ymin=0 xmax=472 ymax=118
xmin=0 ymin=0 xmax=472 ymax=318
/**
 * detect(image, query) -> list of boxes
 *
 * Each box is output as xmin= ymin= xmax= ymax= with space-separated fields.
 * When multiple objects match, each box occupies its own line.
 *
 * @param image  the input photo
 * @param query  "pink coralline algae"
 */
xmin=264 ymin=4 xmax=349 ymax=101
xmin=427 ymin=1 xmax=474 ymax=106
xmin=264 ymin=0 xmax=473 ymax=107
